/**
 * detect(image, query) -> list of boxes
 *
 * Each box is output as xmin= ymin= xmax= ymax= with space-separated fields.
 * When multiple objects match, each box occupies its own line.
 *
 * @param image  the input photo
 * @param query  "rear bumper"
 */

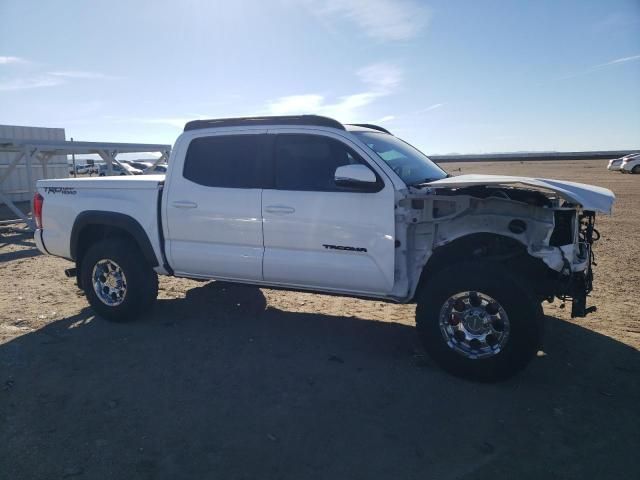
xmin=33 ymin=228 xmax=49 ymax=255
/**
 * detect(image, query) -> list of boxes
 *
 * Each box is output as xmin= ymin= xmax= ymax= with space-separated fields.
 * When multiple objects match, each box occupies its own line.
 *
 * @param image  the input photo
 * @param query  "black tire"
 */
xmin=632 ymin=165 xmax=640 ymax=174
xmin=80 ymin=238 xmax=158 ymax=322
xmin=415 ymin=261 xmax=542 ymax=382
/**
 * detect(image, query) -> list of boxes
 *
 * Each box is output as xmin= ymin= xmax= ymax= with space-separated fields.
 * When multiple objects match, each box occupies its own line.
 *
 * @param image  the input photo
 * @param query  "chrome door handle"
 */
xmin=264 ymin=205 xmax=295 ymax=214
xmin=171 ymin=201 xmax=198 ymax=209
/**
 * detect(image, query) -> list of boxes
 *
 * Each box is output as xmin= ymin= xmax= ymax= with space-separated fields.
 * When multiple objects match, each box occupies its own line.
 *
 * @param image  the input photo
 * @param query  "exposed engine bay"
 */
xmin=393 ymin=179 xmax=610 ymax=317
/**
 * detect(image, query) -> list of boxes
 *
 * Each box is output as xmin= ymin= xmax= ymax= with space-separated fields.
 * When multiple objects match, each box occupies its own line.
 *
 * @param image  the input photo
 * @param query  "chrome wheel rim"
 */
xmin=92 ymin=259 xmax=127 ymax=306
xmin=439 ymin=291 xmax=510 ymax=359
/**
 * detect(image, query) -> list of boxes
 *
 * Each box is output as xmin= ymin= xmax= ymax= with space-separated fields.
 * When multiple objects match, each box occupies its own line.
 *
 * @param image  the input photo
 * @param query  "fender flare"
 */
xmin=70 ymin=210 xmax=159 ymax=267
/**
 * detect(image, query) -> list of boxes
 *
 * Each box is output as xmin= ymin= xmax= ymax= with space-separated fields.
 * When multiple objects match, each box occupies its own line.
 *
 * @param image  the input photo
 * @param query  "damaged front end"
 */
xmin=524 ymin=207 xmax=601 ymax=317
xmin=555 ymin=211 xmax=600 ymax=317
xmin=396 ymin=174 xmax=614 ymax=318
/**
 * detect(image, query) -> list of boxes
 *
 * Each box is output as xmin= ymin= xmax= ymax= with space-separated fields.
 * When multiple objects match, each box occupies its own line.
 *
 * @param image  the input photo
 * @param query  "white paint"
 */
xmin=33 ymin=122 xmax=616 ymax=303
xmin=427 ymin=174 xmax=616 ymax=214
xmin=620 ymin=153 xmax=640 ymax=173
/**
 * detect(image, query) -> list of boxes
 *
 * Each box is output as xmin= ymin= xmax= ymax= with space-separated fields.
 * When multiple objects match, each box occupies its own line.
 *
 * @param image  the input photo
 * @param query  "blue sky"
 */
xmin=1 ymin=0 xmax=639 ymax=154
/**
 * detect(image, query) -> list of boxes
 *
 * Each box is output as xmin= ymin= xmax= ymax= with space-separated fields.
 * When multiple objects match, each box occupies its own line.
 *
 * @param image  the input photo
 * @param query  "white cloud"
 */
xmin=48 ymin=70 xmax=119 ymax=80
xmin=599 ymin=54 xmax=640 ymax=66
xmin=357 ymin=62 xmax=402 ymax=91
xmin=553 ymin=54 xmax=640 ymax=81
xmin=374 ymin=115 xmax=395 ymax=123
xmin=0 ymin=68 xmax=119 ymax=93
xmin=103 ymin=116 xmax=190 ymax=128
xmin=0 ymin=76 xmax=64 ymax=91
xmin=121 ymin=115 xmax=215 ymax=129
xmin=267 ymin=94 xmax=325 ymax=114
xmin=0 ymin=56 xmax=28 ymax=65
xmin=420 ymin=103 xmax=444 ymax=112
xmin=133 ymin=117 xmax=193 ymax=128
xmin=267 ymin=63 xmax=402 ymax=122
xmin=303 ymin=0 xmax=429 ymax=41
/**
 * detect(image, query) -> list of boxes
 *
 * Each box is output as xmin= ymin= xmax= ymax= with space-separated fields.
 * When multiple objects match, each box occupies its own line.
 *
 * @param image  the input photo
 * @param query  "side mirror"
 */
xmin=334 ymin=164 xmax=377 ymax=189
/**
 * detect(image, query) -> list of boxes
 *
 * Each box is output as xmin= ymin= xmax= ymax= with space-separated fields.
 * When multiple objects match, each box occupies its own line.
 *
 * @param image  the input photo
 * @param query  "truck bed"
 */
xmin=36 ymin=175 xmax=165 ymax=263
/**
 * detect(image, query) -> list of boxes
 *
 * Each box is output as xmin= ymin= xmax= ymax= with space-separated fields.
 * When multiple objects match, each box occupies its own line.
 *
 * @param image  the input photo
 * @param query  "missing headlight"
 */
xmin=550 ymin=210 xmax=575 ymax=246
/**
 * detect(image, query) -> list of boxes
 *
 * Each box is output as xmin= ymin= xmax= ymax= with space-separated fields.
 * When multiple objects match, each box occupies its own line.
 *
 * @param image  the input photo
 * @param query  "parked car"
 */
xmin=620 ymin=153 xmax=640 ymax=174
xmin=98 ymin=162 xmax=143 ymax=176
xmin=608 ymin=153 xmax=639 ymax=172
xmin=607 ymin=158 xmax=623 ymax=171
xmin=69 ymin=164 xmax=91 ymax=175
xmin=33 ymin=115 xmax=615 ymax=381
xmin=128 ymin=161 xmax=154 ymax=171
xmin=144 ymin=164 xmax=168 ymax=174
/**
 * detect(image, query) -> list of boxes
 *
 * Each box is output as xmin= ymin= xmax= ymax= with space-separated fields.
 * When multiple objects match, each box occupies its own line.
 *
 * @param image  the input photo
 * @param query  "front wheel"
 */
xmin=80 ymin=239 xmax=158 ymax=322
xmin=416 ymin=261 xmax=542 ymax=382
xmin=632 ymin=165 xmax=640 ymax=174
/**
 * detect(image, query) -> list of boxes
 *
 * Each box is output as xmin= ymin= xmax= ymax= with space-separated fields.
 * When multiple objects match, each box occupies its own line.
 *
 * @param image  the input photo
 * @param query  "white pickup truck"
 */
xmin=33 ymin=115 xmax=615 ymax=381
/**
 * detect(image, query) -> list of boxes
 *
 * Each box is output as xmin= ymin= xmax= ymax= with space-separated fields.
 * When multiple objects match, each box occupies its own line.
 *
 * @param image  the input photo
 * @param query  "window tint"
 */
xmin=353 ymin=131 xmax=447 ymax=186
xmin=183 ymin=135 xmax=265 ymax=188
xmin=275 ymin=134 xmax=370 ymax=191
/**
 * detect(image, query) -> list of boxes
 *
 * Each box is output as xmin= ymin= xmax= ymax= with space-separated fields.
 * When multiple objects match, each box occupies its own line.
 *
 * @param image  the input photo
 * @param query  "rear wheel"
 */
xmin=80 ymin=239 xmax=158 ymax=322
xmin=632 ymin=165 xmax=640 ymax=174
xmin=416 ymin=261 xmax=542 ymax=382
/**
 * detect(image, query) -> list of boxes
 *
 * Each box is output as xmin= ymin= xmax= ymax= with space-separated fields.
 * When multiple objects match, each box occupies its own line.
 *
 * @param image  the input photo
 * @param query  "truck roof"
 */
xmin=183 ymin=115 xmax=392 ymax=135
xmin=184 ymin=115 xmax=345 ymax=132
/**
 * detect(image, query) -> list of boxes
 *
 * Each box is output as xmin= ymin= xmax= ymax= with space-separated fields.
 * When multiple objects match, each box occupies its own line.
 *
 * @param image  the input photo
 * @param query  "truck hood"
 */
xmin=426 ymin=174 xmax=615 ymax=214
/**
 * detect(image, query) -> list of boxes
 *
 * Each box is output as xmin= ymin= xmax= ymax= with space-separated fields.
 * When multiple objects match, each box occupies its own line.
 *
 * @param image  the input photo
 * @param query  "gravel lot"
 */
xmin=1 ymin=160 xmax=638 ymax=479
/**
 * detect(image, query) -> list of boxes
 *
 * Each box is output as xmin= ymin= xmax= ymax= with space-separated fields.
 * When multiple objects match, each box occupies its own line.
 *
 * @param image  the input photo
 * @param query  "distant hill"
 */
xmin=430 ymin=150 xmax=638 ymax=162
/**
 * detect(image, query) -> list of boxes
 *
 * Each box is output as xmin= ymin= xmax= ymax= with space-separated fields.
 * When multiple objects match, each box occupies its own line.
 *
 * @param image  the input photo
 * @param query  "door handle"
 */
xmin=264 ymin=205 xmax=295 ymax=215
xmin=171 ymin=200 xmax=198 ymax=209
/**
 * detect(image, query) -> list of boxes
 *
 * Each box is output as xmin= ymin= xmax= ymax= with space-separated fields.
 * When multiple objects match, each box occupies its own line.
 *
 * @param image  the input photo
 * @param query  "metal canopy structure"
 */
xmin=0 ymin=138 xmax=171 ymax=229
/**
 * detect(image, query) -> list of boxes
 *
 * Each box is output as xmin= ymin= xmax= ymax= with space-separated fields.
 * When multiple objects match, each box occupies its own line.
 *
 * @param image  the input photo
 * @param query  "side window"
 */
xmin=183 ymin=134 xmax=266 ymax=188
xmin=275 ymin=134 xmax=373 ymax=191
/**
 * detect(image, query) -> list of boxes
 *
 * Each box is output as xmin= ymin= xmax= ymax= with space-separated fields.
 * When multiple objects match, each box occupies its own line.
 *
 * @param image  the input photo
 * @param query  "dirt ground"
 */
xmin=1 ymin=160 xmax=638 ymax=480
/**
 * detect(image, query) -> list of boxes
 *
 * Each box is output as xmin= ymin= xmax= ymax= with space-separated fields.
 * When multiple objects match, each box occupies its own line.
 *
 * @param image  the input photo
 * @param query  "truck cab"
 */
xmin=162 ymin=121 xmax=408 ymax=295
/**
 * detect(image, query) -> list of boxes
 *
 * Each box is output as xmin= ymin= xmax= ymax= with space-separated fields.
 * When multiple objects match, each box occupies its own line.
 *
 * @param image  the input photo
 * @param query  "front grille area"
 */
xmin=550 ymin=210 xmax=575 ymax=246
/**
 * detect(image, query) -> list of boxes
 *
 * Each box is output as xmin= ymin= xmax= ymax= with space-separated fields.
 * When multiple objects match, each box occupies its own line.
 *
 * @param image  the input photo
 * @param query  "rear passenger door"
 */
xmin=164 ymin=131 xmax=268 ymax=281
xmin=261 ymin=130 xmax=396 ymax=295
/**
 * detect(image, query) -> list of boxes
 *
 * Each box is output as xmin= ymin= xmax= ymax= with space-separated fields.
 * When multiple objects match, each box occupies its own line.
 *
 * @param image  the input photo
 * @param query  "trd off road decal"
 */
xmin=322 ymin=244 xmax=367 ymax=253
xmin=44 ymin=187 xmax=77 ymax=195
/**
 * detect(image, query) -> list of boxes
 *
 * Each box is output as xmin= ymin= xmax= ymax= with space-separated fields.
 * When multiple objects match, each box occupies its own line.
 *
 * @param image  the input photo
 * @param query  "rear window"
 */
xmin=183 ymin=135 xmax=266 ymax=188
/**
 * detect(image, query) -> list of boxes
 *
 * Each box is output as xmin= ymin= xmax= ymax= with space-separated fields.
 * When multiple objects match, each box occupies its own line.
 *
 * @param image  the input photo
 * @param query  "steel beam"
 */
xmin=1 ymin=138 xmax=171 ymax=227
xmin=0 ymin=191 xmax=33 ymax=228
xmin=0 ymin=149 xmax=26 ymax=186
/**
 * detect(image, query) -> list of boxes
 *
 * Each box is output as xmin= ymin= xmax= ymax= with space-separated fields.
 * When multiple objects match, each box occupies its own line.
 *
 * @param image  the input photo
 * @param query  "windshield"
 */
xmin=353 ymin=131 xmax=447 ymax=185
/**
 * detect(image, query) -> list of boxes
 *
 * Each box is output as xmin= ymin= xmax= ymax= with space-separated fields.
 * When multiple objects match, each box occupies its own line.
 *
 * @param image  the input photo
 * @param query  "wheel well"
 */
xmin=417 ymin=233 xmax=553 ymax=299
xmin=71 ymin=211 xmax=158 ymax=266
xmin=76 ymin=224 xmax=137 ymax=263
xmin=71 ymin=211 xmax=159 ymax=289
xmin=74 ymin=225 xmax=139 ymax=289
